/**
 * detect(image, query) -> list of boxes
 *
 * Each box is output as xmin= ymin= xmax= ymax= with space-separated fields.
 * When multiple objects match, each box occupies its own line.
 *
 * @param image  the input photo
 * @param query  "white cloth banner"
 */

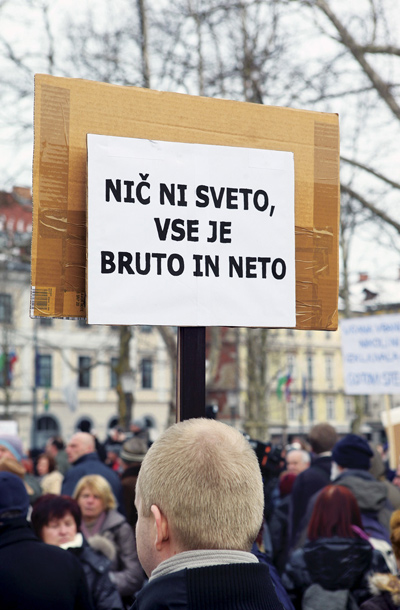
xmin=87 ymin=135 xmax=296 ymax=327
xmin=340 ymin=314 xmax=400 ymax=395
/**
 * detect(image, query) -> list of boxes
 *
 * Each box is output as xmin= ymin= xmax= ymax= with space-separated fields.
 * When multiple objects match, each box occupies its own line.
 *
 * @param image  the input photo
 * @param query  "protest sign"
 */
xmin=340 ymin=314 xmax=400 ymax=395
xmin=31 ymin=75 xmax=340 ymax=328
xmin=87 ymin=135 xmax=295 ymax=327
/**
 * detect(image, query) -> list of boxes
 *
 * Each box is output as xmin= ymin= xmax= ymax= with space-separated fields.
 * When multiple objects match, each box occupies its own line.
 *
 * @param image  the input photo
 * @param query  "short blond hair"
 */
xmin=136 ymin=418 xmax=263 ymax=552
xmin=73 ymin=474 xmax=117 ymax=510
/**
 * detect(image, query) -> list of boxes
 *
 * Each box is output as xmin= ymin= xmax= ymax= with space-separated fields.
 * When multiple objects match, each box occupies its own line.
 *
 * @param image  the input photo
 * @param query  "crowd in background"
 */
xmin=2 ymin=418 xmax=400 ymax=609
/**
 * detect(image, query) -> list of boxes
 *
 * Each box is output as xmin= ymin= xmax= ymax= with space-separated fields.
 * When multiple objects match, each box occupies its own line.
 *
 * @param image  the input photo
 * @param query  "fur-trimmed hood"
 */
xmin=368 ymin=573 xmax=400 ymax=605
xmin=88 ymin=533 xmax=117 ymax=562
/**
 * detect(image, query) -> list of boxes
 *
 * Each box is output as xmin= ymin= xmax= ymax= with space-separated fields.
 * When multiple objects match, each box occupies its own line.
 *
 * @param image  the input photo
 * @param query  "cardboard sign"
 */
xmin=31 ymin=75 xmax=340 ymax=329
xmin=341 ymin=314 xmax=400 ymax=395
xmin=87 ymin=135 xmax=295 ymax=326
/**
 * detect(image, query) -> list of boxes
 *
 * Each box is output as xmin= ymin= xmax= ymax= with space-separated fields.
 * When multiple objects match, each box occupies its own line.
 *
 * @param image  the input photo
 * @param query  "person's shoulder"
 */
xmin=134 ymin=569 xmax=187 ymax=610
xmin=103 ymin=508 xmax=127 ymax=529
xmin=35 ymin=539 xmax=83 ymax=568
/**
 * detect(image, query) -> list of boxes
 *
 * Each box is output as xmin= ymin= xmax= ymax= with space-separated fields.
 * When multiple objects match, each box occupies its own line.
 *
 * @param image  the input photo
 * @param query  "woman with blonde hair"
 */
xmin=73 ymin=474 xmax=144 ymax=608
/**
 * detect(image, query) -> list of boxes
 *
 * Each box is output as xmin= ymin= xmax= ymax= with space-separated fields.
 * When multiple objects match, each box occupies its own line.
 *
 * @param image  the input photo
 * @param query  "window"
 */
xmin=37 ymin=415 xmax=58 ymax=432
xmin=325 ymin=355 xmax=333 ymax=381
xmin=78 ymin=356 xmax=91 ymax=388
xmin=345 ymin=398 xmax=353 ymax=418
xmin=110 ymin=357 xmax=118 ymax=388
xmin=0 ymin=294 xmax=12 ymax=324
xmin=36 ymin=354 xmax=52 ymax=387
xmin=326 ymin=397 xmax=335 ymax=420
xmin=141 ymin=358 xmax=153 ymax=389
xmin=287 ymin=354 xmax=296 ymax=376
xmin=288 ymin=398 xmax=297 ymax=421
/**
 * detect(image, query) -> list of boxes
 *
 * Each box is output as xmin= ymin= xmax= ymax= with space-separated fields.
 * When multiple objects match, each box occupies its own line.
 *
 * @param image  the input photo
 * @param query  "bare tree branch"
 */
xmin=341 ymin=156 xmax=400 ymax=190
xmin=305 ymin=0 xmax=400 ymax=120
xmin=340 ymin=183 xmax=400 ymax=234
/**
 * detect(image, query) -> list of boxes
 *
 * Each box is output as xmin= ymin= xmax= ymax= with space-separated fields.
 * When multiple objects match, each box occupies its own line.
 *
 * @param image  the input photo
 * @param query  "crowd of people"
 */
xmin=1 ymin=418 xmax=400 ymax=609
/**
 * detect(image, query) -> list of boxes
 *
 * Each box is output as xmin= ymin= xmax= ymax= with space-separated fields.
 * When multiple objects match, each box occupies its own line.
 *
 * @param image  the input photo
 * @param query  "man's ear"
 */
xmin=150 ymin=504 xmax=169 ymax=550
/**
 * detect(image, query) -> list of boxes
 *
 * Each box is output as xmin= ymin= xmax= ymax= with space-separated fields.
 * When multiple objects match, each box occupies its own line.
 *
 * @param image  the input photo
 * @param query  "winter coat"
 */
xmin=132 ymin=563 xmax=286 ymax=610
xmin=288 ymin=455 xmax=332 ymax=549
xmin=89 ymin=508 xmax=145 ymax=599
xmin=39 ymin=469 xmax=64 ymax=494
xmin=0 ymin=517 xmax=92 ymax=610
xmin=61 ymin=452 xmax=124 ymax=513
xmin=282 ymin=536 xmax=387 ymax=609
xmin=62 ymin=533 xmax=123 ymax=610
xmin=361 ymin=573 xmax=400 ymax=610
xmin=270 ymin=494 xmax=291 ymax=574
xmin=334 ymin=470 xmax=394 ymax=539
xmin=120 ymin=464 xmax=141 ymax=530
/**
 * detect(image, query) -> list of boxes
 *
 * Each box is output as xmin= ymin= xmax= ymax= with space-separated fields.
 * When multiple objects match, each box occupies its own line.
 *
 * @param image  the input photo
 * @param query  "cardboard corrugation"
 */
xmin=31 ymin=74 xmax=340 ymax=329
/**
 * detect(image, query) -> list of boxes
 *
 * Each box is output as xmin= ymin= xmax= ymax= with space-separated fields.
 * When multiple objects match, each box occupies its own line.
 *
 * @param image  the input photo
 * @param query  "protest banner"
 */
xmin=87 ymin=136 xmax=295 ymax=327
xmin=341 ymin=313 xmax=400 ymax=466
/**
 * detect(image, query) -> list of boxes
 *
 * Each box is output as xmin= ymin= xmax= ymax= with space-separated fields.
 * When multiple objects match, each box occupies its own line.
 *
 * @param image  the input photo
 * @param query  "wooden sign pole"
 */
xmin=176 ymin=327 xmax=206 ymax=422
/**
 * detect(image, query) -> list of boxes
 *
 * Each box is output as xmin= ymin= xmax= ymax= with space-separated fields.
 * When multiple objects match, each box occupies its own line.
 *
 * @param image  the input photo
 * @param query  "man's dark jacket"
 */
xmin=0 ymin=517 xmax=92 ymax=610
xmin=131 ymin=563 xmax=285 ymax=610
xmin=289 ymin=455 xmax=332 ymax=549
xmin=121 ymin=463 xmax=141 ymax=530
xmin=61 ymin=452 xmax=124 ymax=511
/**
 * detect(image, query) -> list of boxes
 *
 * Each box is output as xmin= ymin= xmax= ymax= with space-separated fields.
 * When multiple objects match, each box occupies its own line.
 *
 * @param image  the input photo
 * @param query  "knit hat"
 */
xmin=120 ymin=437 xmax=148 ymax=463
xmin=0 ymin=472 xmax=30 ymax=518
xmin=0 ymin=435 xmax=23 ymax=461
xmin=332 ymin=434 xmax=373 ymax=470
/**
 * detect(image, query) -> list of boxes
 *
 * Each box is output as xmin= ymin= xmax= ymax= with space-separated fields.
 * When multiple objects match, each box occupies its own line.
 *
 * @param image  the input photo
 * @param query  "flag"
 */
xmin=8 ymin=351 xmax=17 ymax=384
xmin=277 ymin=372 xmax=292 ymax=401
xmin=0 ymin=351 xmax=18 ymax=385
xmin=285 ymin=373 xmax=293 ymax=402
xmin=44 ymin=388 xmax=50 ymax=411
xmin=302 ymin=375 xmax=308 ymax=402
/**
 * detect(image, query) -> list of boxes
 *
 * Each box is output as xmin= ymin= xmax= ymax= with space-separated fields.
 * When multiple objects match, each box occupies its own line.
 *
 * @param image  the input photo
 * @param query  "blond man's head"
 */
xmin=136 ymin=418 xmax=263 ymax=552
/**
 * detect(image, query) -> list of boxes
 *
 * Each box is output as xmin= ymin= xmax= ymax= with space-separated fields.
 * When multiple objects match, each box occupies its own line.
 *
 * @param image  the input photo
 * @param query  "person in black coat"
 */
xmin=282 ymin=484 xmax=388 ymax=609
xmin=31 ymin=493 xmax=123 ymax=610
xmin=0 ymin=472 xmax=92 ymax=610
xmin=288 ymin=422 xmax=337 ymax=550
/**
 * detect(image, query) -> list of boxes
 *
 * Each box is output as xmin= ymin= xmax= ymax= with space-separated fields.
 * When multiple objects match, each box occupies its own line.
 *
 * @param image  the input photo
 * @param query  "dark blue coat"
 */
xmin=131 ymin=563 xmax=286 ymax=610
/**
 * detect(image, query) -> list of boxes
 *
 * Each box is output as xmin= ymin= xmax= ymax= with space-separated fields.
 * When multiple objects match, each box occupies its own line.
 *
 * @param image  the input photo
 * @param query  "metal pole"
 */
xmin=32 ymin=320 xmax=38 ymax=449
xmin=176 ymin=327 xmax=206 ymax=422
